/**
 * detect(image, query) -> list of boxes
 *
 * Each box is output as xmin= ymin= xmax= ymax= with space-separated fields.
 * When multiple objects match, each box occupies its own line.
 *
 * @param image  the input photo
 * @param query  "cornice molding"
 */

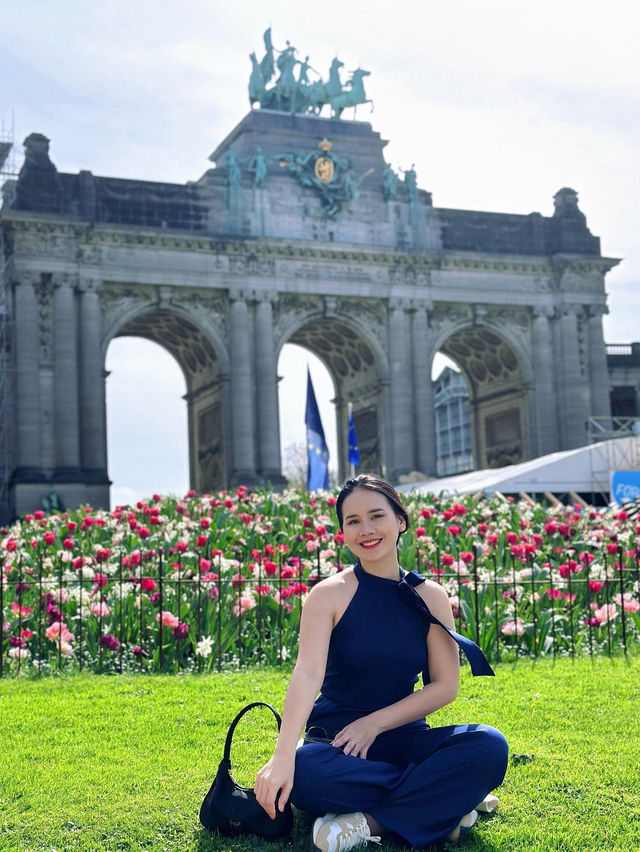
xmin=3 ymin=216 xmax=621 ymax=276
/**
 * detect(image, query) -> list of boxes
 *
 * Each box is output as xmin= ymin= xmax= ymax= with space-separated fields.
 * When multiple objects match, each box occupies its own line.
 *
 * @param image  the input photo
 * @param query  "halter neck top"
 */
xmin=316 ymin=562 xmax=493 ymax=716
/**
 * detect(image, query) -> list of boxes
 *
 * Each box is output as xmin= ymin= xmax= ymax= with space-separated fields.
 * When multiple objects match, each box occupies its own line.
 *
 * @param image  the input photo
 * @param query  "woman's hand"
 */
xmin=331 ymin=715 xmax=380 ymax=759
xmin=254 ymin=754 xmax=295 ymax=820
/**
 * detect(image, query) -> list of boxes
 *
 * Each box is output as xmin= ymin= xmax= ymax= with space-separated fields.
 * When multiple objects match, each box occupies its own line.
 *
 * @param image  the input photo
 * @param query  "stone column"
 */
xmin=53 ymin=274 xmax=82 ymax=479
xmin=78 ymin=278 xmax=108 ymax=480
xmin=556 ymin=305 xmax=590 ymax=449
xmin=531 ymin=306 xmax=559 ymax=456
xmin=228 ymin=291 xmax=259 ymax=484
xmin=411 ymin=303 xmax=437 ymax=476
xmin=253 ymin=292 xmax=285 ymax=485
xmin=586 ymin=305 xmax=612 ymax=428
xmin=387 ymin=299 xmax=415 ymax=476
xmin=13 ymin=277 xmax=43 ymax=476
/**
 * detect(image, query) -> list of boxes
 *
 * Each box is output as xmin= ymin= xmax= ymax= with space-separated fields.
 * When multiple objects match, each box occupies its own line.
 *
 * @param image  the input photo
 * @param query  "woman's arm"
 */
xmin=331 ymin=581 xmax=460 ymax=758
xmin=253 ymin=580 xmax=335 ymax=818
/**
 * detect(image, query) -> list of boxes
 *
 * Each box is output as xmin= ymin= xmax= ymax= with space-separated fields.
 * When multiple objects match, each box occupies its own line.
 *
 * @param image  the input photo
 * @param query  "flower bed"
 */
xmin=1 ymin=487 xmax=639 ymax=674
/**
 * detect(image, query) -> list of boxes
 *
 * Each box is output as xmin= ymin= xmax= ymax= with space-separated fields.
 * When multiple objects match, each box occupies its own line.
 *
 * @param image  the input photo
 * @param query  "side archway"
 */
xmin=432 ymin=324 xmax=531 ymax=469
xmin=103 ymin=305 xmax=229 ymax=493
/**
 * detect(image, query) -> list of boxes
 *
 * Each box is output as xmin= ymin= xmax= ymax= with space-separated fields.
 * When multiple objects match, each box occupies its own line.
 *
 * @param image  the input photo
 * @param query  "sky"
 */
xmin=2 ymin=0 xmax=639 ymax=505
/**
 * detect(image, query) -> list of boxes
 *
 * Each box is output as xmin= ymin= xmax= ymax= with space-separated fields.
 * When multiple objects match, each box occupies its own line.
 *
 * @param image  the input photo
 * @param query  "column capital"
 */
xmin=12 ymin=274 xmax=38 ymax=289
xmin=77 ymin=276 xmax=104 ymax=294
xmin=388 ymin=297 xmax=412 ymax=312
xmin=252 ymin=290 xmax=277 ymax=305
xmin=51 ymin=272 xmax=76 ymax=290
xmin=559 ymin=303 xmax=581 ymax=318
xmin=228 ymin=288 xmax=249 ymax=303
xmin=587 ymin=303 xmax=608 ymax=319
xmin=533 ymin=304 xmax=555 ymax=319
xmin=413 ymin=298 xmax=434 ymax=314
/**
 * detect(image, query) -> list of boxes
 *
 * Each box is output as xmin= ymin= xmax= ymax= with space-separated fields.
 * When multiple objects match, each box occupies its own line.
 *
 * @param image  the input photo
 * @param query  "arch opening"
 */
xmin=434 ymin=326 xmax=528 ymax=471
xmin=105 ymin=337 xmax=188 ymax=506
xmin=279 ymin=317 xmax=383 ymax=483
xmin=107 ymin=307 xmax=227 ymax=499
xmin=277 ymin=344 xmax=337 ymax=488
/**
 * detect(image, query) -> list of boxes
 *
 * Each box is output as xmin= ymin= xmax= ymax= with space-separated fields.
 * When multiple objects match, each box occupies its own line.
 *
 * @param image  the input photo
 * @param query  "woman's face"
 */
xmin=340 ymin=488 xmax=405 ymax=567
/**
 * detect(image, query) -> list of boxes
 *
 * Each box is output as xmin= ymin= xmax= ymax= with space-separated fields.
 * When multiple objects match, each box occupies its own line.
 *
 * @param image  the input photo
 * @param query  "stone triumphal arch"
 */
xmin=0 ymin=38 xmax=620 ymax=517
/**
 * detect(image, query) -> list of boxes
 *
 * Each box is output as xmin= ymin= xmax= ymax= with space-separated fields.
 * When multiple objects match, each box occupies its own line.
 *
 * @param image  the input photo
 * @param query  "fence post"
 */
xmin=158 ymin=547 xmax=164 ymax=672
xmin=0 ymin=557 xmax=3 ymax=678
xmin=618 ymin=547 xmax=627 ymax=656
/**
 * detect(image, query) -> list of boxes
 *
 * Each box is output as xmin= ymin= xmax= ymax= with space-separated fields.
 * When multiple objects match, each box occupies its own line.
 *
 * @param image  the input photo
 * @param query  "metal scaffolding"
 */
xmin=0 ymin=116 xmax=18 ymax=523
xmin=587 ymin=416 xmax=640 ymax=504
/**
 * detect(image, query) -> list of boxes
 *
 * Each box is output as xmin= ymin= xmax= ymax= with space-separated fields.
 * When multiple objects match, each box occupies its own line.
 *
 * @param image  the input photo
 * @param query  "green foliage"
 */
xmin=0 ymin=656 xmax=639 ymax=850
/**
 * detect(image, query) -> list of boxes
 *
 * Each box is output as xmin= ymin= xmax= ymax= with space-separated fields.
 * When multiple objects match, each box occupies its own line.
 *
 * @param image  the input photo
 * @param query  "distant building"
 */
xmin=433 ymin=367 xmax=473 ymax=476
xmin=608 ymin=343 xmax=640 ymax=420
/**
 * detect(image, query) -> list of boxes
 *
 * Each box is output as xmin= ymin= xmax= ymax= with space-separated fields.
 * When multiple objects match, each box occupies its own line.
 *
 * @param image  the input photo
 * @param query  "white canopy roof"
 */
xmin=397 ymin=437 xmax=640 ymax=498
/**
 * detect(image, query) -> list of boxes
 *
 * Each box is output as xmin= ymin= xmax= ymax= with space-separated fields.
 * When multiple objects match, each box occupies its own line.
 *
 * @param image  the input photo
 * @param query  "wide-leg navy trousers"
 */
xmin=291 ymin=722 xmax=508 ymax=848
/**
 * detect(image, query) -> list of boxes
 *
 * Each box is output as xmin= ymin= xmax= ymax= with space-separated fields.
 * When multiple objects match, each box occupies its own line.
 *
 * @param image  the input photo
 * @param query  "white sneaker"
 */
xmin=312 ymin=811 xmax=382 ymax=851
xmin=445 ymin=809 xmax=478 ymax=843
xmin=476 ymin=794 xmax=499 ymax=813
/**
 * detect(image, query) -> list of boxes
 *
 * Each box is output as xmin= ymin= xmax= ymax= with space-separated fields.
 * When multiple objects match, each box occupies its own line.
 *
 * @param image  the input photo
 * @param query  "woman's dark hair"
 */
xmin=336 ymin=474 xmax=410 ymax=536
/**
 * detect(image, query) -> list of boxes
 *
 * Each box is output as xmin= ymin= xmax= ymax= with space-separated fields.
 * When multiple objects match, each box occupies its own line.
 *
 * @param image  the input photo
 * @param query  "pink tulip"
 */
xmin=156 ymin=611 xmax=180 ymax=628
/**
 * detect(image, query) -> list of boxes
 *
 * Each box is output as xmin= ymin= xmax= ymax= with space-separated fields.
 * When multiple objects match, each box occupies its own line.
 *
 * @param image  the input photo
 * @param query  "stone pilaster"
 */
xmin=411 ymin=303 xmax=437 ymax=476
xmin=586 ymin=305 xmax=612 ymax=427
xmin=228 ymin=291 xmax=259 ymax=484
xmin=253 ymin=292 xmax=285 ymax=485
xmin=556 ymin=305 xmax=590 ymax=449
xmin=13 ymin=277 xmax=43 ymax=476
xmin=531 ymin=307 xmax=558 ymax=456
xmin=78 ymin=278 xmax=108 ymax=481
xmin=52 ymin=274 xmax=82 ymax=479
xmin=388 ymin=299 xmax=415 ymax=476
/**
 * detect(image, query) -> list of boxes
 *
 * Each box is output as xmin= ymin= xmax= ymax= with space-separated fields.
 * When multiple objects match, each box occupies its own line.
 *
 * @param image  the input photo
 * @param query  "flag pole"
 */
xmin=348 ymin=401 xmax=355 ymax=479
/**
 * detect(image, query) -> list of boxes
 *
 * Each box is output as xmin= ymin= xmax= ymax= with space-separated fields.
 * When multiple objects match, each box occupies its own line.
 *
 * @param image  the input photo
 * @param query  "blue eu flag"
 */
xmin=348 ymin=409 xmax=360 ymax=467
xmin=305 ymin=369 xmax=329 ymax=491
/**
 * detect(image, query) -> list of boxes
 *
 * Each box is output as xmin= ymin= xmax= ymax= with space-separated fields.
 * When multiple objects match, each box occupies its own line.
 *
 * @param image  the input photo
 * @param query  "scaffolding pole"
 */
xmin=0 ymin=116 xmax=18 ymax=523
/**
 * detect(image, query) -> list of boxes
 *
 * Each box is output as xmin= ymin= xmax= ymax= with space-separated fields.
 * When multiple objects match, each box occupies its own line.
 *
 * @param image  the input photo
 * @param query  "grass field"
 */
xmin=1 ymin=655 xmax=639 ymax=851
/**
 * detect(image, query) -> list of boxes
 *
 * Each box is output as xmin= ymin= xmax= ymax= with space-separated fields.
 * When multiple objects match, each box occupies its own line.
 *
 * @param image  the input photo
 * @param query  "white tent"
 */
xmin=397 ymin=437 xmax=640 ymax=499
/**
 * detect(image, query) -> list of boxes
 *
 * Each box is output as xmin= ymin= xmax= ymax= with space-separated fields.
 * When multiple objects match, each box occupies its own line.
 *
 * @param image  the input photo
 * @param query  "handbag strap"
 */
xmin=223 ymin=702 xmax=282 ymax=762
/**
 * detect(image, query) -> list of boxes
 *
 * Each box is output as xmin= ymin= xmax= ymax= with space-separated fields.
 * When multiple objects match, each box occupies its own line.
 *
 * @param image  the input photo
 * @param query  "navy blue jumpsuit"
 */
xmin=290 ymin=563 xmax=509 ymax=848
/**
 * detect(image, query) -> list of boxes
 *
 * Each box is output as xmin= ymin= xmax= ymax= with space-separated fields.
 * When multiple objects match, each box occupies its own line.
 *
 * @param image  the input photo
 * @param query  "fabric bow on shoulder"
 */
xmin=397 ymin=570 xmax=495 ymax=678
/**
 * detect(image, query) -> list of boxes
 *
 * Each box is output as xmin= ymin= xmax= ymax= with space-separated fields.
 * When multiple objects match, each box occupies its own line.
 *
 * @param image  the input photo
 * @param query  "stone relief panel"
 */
xmin=338 ymin=297 xmax=387 ymax=353
xmin=576 ymin=307 xmax=589 ymax=377
xmin=170 ymin=288 xmax=228 ymax=338
xmin=33 ymin=275 xmax=54 ymax=363
xmin=429 ymin=302 xmax=473 ymax=332
xmin=100 ymin=284 xmax=155 ymax=338
xmin=228 ymin=254 xmax=276 ymax=276
xmin=273 ymin=293 xmax=324 ymax=344
xmin=11 ymin=223 xmax=77 ymax=259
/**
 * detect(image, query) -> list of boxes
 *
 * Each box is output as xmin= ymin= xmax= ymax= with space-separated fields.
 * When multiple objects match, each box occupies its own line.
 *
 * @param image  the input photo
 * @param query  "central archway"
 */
xmin=278 ymin=312 xmax=386 ymax=480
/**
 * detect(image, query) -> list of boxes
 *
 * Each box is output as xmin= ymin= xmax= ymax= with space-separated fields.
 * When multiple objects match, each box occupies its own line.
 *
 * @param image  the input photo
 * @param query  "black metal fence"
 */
xmin=2 ymin=545 xmax=639 ymax=677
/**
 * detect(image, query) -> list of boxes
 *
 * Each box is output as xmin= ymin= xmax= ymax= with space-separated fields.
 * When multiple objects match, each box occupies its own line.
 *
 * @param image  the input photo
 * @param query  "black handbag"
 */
xmin=199 ymin=701 xmax=294 ymax=839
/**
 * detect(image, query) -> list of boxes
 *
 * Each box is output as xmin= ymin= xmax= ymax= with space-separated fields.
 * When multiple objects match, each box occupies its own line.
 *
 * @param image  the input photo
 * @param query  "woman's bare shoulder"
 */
xmin=416 ymin=577 xmax=455 ymax=626
xmin=311 ymin=566 xmax=356 ymax=594
xmin=417 ymin=577 xmax=449 ymax=601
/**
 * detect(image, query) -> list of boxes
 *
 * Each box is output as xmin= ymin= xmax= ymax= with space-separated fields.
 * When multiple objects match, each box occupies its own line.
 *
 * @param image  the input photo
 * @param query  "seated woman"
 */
xmin=255 ymin=475 xmax=508 ymax=850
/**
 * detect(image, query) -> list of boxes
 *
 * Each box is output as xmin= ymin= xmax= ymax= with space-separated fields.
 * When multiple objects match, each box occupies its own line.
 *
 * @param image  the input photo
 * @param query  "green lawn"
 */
xmin=1 ymin=655 xmax=639 ymax=851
